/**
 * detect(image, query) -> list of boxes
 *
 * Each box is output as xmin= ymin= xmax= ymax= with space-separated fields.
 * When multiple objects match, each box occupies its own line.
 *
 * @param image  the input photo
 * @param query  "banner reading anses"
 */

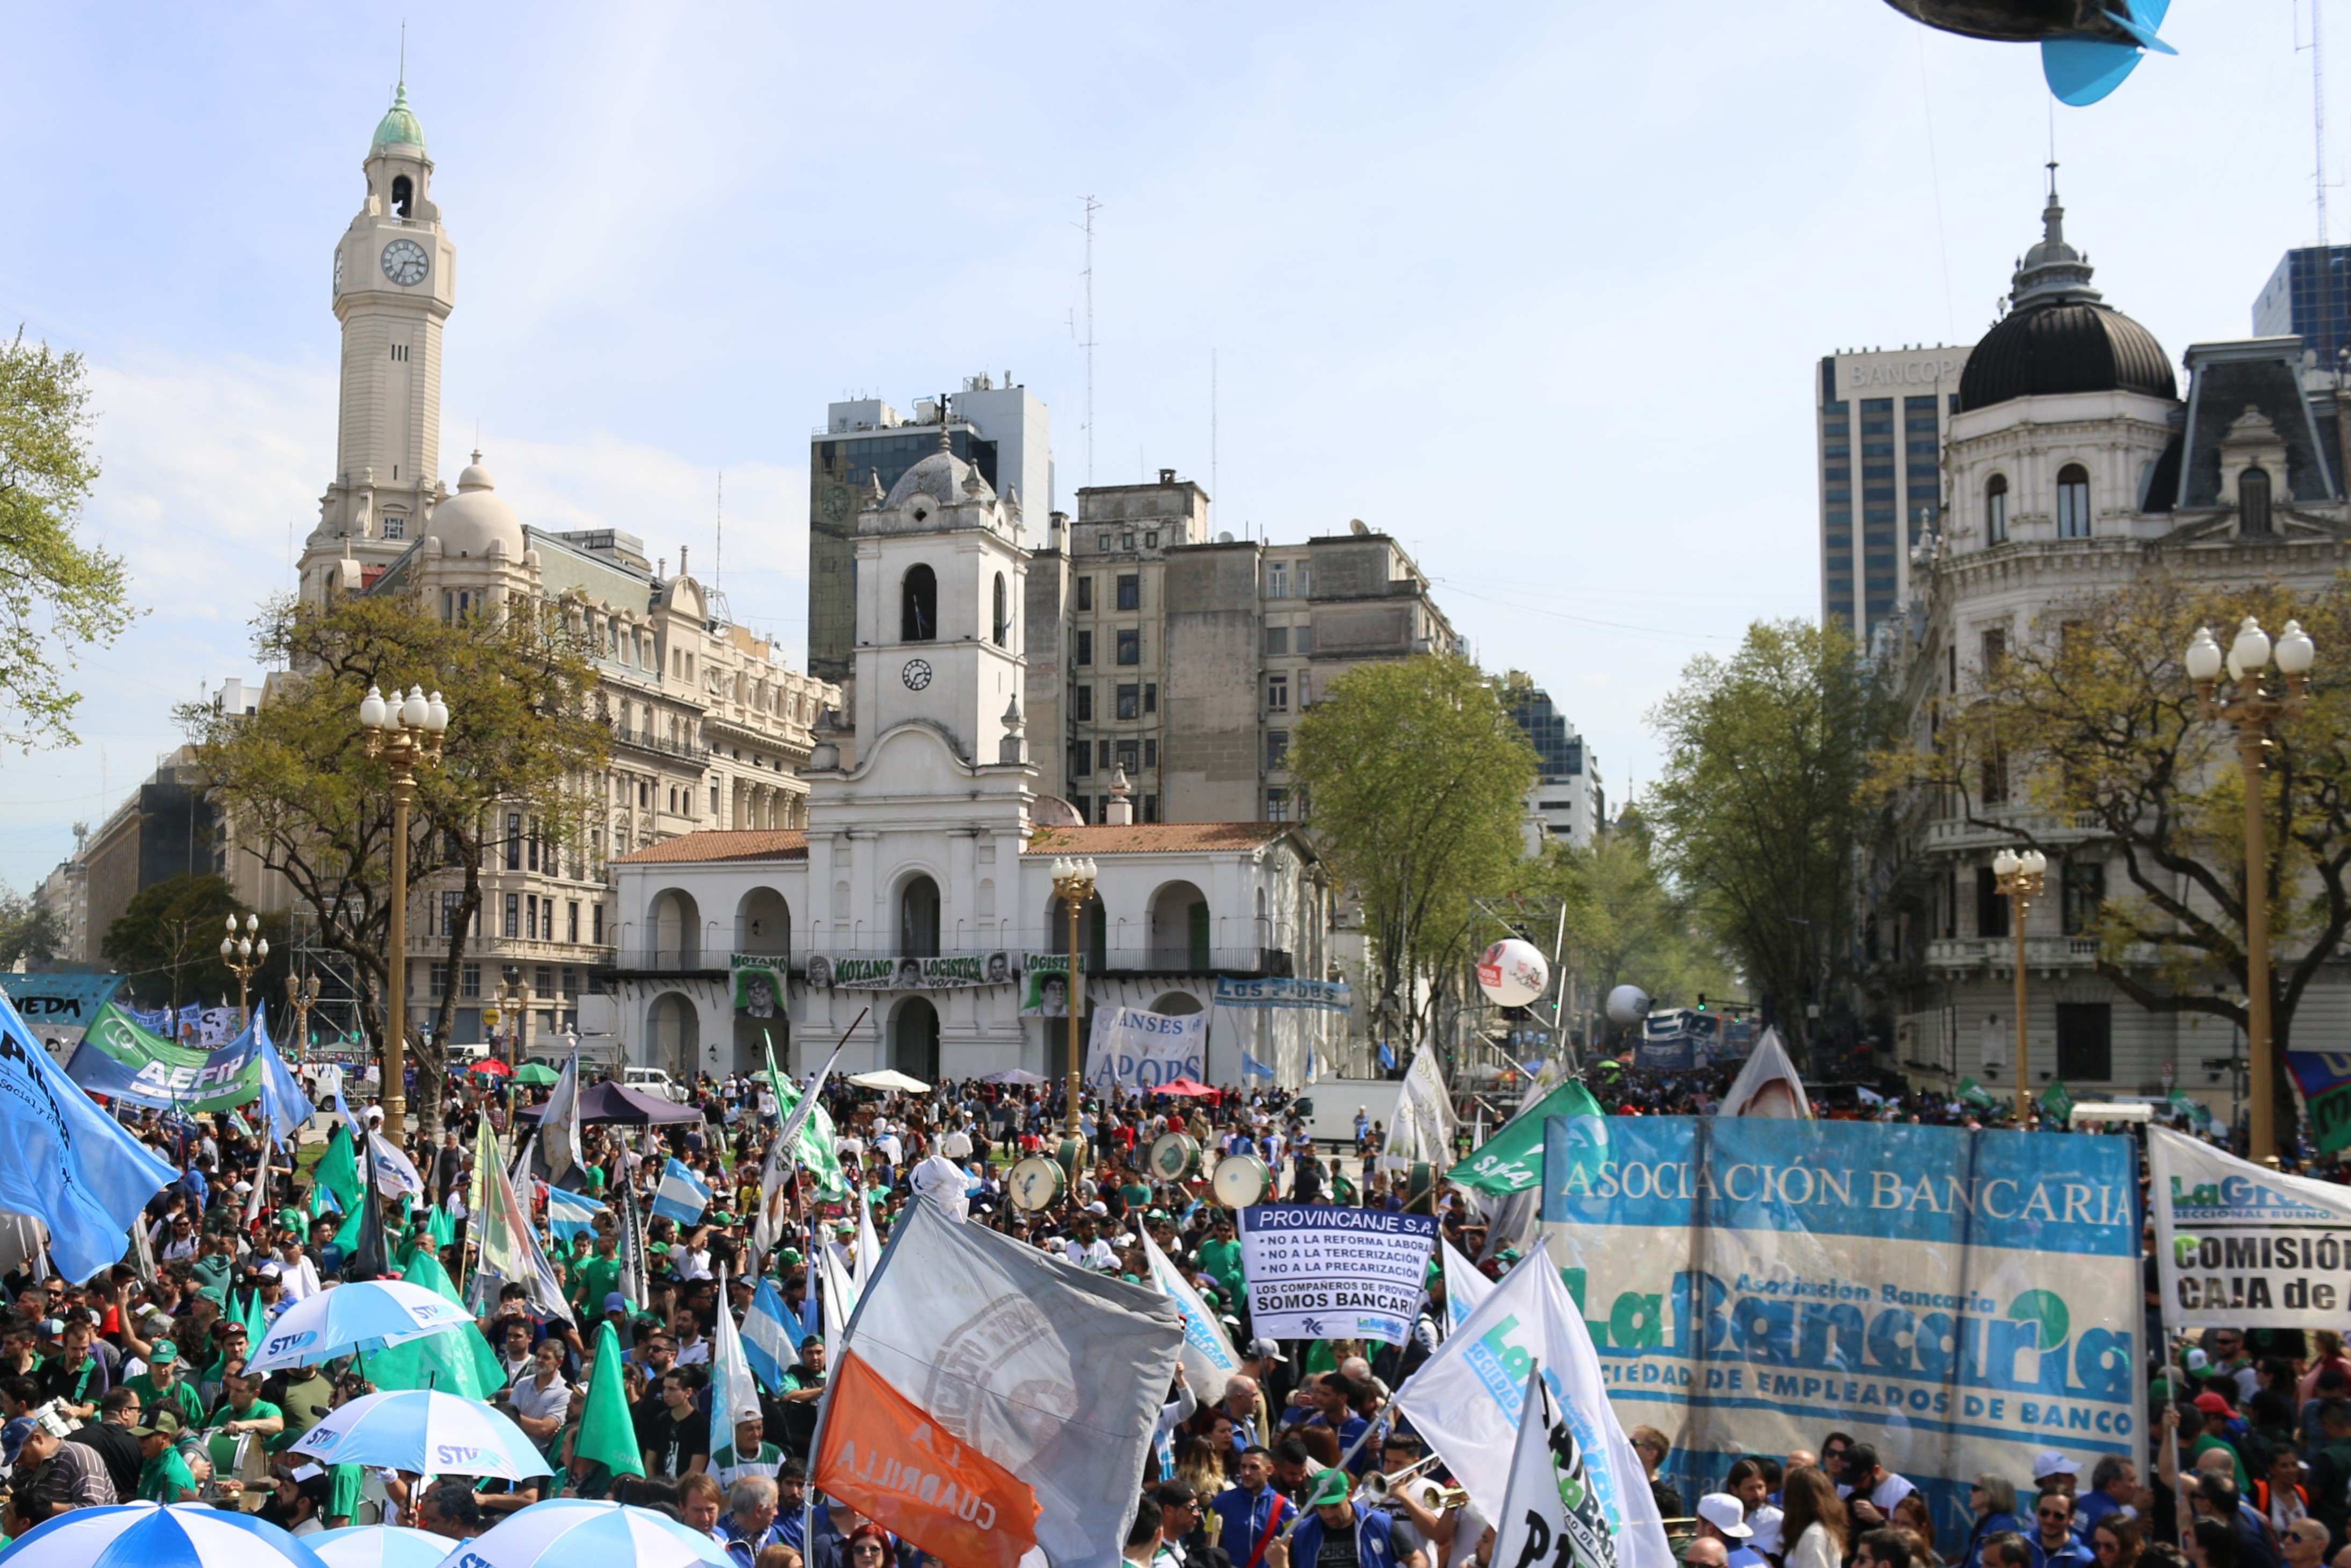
xmin=1538 ymin=1116 xmax=2140 ymax=1546
xmin=1237 ymin=1204 xmax=1438 ymax=1346
xmin=2149 ymin=1124 xmax=2351 ymax=1329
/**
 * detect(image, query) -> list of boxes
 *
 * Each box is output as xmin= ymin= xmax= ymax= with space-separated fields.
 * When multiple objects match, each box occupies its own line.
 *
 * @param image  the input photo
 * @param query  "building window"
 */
xmin=993 ymin=572 xmax=1011 ymax=645
xmin=1116 ymin=574 xmax=1140 ymax=610
xmin=1122 ymin=531 xmax=1135 ymax=550
xmin=1117 ymin=740 xmax=1140 ymax=774
xmin=1098 ymin=533 xmax=1112 ymax=553
xmin=526 ymin=894 xmax=539 ymax=940
xmin=1266 ymin=787 xmax=1290 ymax=820
xmin=1099 ymin=739 xmax=1113 ymax=768
xmin=901 ymin=563 xmax=938 ymax=640
xmin=1144 ymin=530 xmax=1159 ymax=549
xmin=1071 ymin=742 xmax=1093 ymax=778
xmin=1295 ymin=623 xmax=1312 ymax=654
xmin=1143 ymin=683 xmax=1156 ymax=713
xmin=2055 ymin=1002 xmax=2112 ymax=1081
xmin=567 ymin=901 xmax=581 ymax=944
xmin=1074 ymin=684 xmax=1094 ymax=721
xmin=2055 ymin=464 xmax=2090 ymax=537
xmin=506 ymin=813 xmax=522 ymax=871
xmin=592 ymin=905 xmax=605 ymax=944
xmin=1266 ymin=563 xmax=1289 ymax=599
xmin=562 ymin=965 xmax=579 ymax=996
xmin=1116 ymin=629 xmax=1140 ymax=665
xmin=1143 ymin=738 xmax=1157 ymax=768
xmin=505 ymin=894 xmax=520 ymax=938
xmin=429 ymin=964 xmax=447 ymax=999
xmin=1075 ymin=629 xmax=1093 ymax=666
xmin=2062 ymin=858 xmax=2106 ymax=936
xmin=1980 ymin=626 xmax=2006 ymax=679
xmin=1266 ymin=731 xmax=1290 ymax=769
xmin=527 ymin=819 xmax=541 ymax=872
xmin=441 ymin=891 xmax=462 ymax=937
xmin=536 ymin=963 xmax=555 ymax=996
xmin=2239 ymin=466 xmax=2273 ymax=534
xmin=1265 ymin=625 xmax=1289 ymax=656
xmin=462 ymin=962 xmax=483 ymax=998
xmin=1076 ymin=577 xmax=1093 ymax=611
xmin=1985 ymin=473 xmax=2008 ymax=543
xmin=1116 ymin=684 xmax=1140 ymax=720
xmin=1975 ymin=866 xmax=2009 ymax=938
xmin=382 ymin=514 xmax=406 ymax=540
xmin=1267 ymin=673 xmax=1289 ymax=713
xmin=1142 ymin=793 xmax=1159 ymax=822
xmin=1979 ymin=747 xmax=2007 ymax=805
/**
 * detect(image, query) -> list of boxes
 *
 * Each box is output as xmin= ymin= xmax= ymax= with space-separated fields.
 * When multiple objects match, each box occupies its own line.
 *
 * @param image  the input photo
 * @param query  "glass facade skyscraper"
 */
xmin=1816 ymin=344 xmax=1972 ymax=644
xmin=2251 ymin=246 xmax=2351 ymax=365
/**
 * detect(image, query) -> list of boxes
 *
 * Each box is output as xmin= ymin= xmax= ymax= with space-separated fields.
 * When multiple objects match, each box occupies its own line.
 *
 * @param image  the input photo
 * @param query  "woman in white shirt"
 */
xmin=1782 ymin=1464 xmax=1850 ymax=1568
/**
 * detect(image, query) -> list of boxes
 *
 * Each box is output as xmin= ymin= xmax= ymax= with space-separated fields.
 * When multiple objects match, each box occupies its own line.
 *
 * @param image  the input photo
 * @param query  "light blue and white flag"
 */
xmin=544 ymin=1186 xmax=605 ymax=1245
xmin=1141 ymin=1228 xmax=1241 ymax=1403
xmin=250 ymin=1008 xmax=316 ymax=1142
xmin=709 ymin=1270 xmax=763 ymax=1460
xmin=742 ymin=1277 xmax=800 ymax=1394
xmin=0 ymin=985 xmax=177 ymax=1281
xmin=1240 ymin=1050 xmax=1274 ymax=1081
xmin=651 ymin=1158 xmax=713 ymax=1225
xmin=1377 ymin=1039 xmax=1397 ymax=1071
xmin=1441 ymin=1236 xmax=1494 ymax=1332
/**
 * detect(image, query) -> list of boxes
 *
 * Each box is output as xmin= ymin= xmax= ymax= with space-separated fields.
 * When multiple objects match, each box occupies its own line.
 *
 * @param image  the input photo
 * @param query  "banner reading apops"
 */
xmin=1084 ymin=1006 xmax=1206 ymax=1090
xmin=2148 ymin=1124 xmax=2351 ymax=1329
xmin=1538 ymin=1116 xmax=2140 ymax=1548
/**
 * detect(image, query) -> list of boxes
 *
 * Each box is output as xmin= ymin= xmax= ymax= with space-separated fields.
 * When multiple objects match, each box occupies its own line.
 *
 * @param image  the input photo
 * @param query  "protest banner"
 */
xmin=2148 ymin=1124 xmax=2351 ymax=1328
xmin=1536 ymin=1115 xmax=2140 ymax=1548
xmin=1235 ymin=1204 xmax=1438 ymax=1345
xmin=1084 ymin=1005 xmax=1206 ymax=1091
xmin=732 ymin=954 xmax=788 ymax=1017
xmin=0 ymin=973 xmax=126 ymax=1040
xmin=811 ymin=952 xmax=1015 ymax=992
xmin=2287 ymin=1052 xmax=2351 ymax=1154
xmin=67 ymin=1006 xmax=265 ymax=1111
xmin=1447 ymin=1080 xmax=1609 ymax=1196
xmin=1018 ymin=953 xmax=1084 ymax=1017
xmin=1210 ymin=975 xmax=1350 ymax=1010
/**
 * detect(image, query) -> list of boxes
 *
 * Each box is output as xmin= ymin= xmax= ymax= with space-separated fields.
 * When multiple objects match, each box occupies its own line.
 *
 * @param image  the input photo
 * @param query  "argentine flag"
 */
xmin=741 ymin=1277 xmax=800 ymax=1394
xmin=1240 ymin=1050 xmax=1274 ymax=1081
xmin=651 ymin=1158 xmax=713 ymax=1225
xmin=545 ymin=1186 xmax=605 ymax=1244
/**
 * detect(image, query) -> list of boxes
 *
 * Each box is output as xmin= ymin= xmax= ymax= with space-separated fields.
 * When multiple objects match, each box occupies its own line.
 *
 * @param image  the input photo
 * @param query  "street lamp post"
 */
xmin=221 ymin=913 xmax=268 ymax=1030
xmin=358 ymin=682 xmax=450 ymax=1140
xmin=1991 ymin=848 xmax=2047 ymax=1123
xmin=1049 ymin=855 xmax=1098 ymax=1180
xmin=2184 ymin=616 xmax=2318 ymax=1165
xmin=494 ymin=966 xmax=535 ymax=1067
xmin=285 ymin=972 xmax=321 ymax=1054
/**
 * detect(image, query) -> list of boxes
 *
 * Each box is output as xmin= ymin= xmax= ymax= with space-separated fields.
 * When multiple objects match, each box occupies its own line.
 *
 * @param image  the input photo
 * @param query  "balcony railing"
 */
xmin=612 ymin=725 xmax=712 ymax=763
xmin=1926 ymin=935 xmax=2120 ymax=971
xmin=597 ymin=945 xmax=1295 ymax=981
xmin=1924 ymin=808 xmax=2107 ymax=851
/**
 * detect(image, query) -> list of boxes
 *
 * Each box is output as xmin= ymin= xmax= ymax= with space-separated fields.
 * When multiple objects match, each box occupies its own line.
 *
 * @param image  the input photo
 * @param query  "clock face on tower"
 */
xmin=380 ymin=238 xmax=430 ymax=286
xmin=902 ymin=659 xmax=933 ymax=691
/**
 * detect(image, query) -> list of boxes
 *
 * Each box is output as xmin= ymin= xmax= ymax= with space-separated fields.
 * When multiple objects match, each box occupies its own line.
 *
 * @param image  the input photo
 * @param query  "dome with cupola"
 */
xmin=424 ymin=453 xmax=524 ymax=559
xmin=1957 ymin=186 xmax=2176 ymax=413
xmin=373 ymin=83 xmax=425 ymax=151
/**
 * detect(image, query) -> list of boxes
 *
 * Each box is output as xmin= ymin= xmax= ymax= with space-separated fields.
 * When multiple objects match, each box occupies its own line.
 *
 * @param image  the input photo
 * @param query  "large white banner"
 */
xmin=1537 ymin=1116 xmax=2141 ymax=1551
xmin=1085 ymin=1006 xmax=1206 ymax=1091
xmin=2149 ymin=1125 xmax=2351 ymax=1329
xmin=1387 ymin=1042 xmax=1456 ymax=1171
xmin=1236 ymin=1204 xmax=1437 ymax=1345
xmin=1394 ymin=1252 xmax=1674 ymax=1568
xmin=1143 ymin=1229 xmax=1243 ymax=1403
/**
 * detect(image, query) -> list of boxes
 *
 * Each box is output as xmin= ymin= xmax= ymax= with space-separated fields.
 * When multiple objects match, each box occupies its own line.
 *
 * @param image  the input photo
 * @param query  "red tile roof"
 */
xmin=614 ymin=829 xmax=809 ymax=865
xmin=1021 ymin=822 xmax=1294 ymax=856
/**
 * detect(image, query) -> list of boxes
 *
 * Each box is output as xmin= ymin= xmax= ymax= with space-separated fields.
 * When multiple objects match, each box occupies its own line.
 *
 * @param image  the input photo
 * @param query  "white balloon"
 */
xmin=1605 ymin=983 xmax=1652 ymax=1026
xmin=1476 ymin=938 xmax=1551 ymax=1007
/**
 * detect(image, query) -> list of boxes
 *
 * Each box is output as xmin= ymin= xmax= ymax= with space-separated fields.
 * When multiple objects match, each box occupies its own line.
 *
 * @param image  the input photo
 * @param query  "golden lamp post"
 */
xmin=358 ymin=682 xmax=449 ymax=1140
xmin=1048 ymin=854 xmax=1098 ymax=1180
xmin=2183 ymin=616 xmax=2317 ymax=1166
xmin=1991 ymin=847 xmax=2047 ymax=1124
xmin=221 ymin=913 xmax=269 ymax=1030
xmin=285 ymin=971 xmax=322 ymax=1054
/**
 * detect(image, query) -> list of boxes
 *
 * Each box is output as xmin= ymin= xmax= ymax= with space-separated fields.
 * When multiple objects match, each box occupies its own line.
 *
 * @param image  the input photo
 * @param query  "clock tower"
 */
xmin=305 ymin=81 xmax=457 ymax=590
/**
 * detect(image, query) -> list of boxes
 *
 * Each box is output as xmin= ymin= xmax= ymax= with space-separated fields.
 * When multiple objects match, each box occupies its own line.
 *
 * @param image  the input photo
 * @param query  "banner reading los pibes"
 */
xmin=1538 ymin=1117 xmax=2140 ymax=1548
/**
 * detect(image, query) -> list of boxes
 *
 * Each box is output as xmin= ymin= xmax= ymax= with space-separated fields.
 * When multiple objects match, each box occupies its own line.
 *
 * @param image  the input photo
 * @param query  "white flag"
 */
xmin=837 ymin=1197 xmax=1182 ymax=1568
xmin=1494 ymin=1360 xmax=1621 ymax=1568
xmin=709 ymin=1268 xmax=764 ymax=1458
xmin=818 ymin=1237 xmax=859 ymax=1356
xmin=1388 ymin=1041 xmax=1456 ymax=1171
xmin=1441 ymin=1237 xmax=1494 ymax=1333
xmin=853 ymin=1186 xmax=883 ymax=1281
xmin=754 ymin=1042 xmax=844 ymax=1257
xmin=467 ymin=1112 xmax=571 ymax=1323
xmin=542 ymin=1052 xmax=586 ymax=1184
xmin=1141 ymin=1227 xmax=1242 ymax=1404
xmin=1393 ymin=1251 xmax=1673 ymax=1568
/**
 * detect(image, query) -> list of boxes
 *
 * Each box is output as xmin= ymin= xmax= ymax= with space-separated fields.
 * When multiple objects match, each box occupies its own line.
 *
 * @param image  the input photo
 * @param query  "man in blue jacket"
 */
xmin=1282 ymin=1468 xmax=1427 ymax=1568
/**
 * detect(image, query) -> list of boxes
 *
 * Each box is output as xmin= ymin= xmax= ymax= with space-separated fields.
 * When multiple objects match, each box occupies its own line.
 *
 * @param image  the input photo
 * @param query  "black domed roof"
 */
xmin=1959 ymin=298 xmax=2177 ymax=411
xmin=1958 ymin=185 xmax=2177 ymax=413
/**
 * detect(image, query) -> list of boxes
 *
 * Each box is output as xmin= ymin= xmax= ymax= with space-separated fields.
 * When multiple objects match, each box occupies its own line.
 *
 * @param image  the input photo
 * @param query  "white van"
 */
xmin=624 ymin=1066 xmax=689 ymax=1103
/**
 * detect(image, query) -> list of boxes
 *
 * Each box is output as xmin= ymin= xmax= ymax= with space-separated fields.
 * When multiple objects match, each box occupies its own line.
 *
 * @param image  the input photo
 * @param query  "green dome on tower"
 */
xmin=372 ymin=83 xmax=425 ymax=151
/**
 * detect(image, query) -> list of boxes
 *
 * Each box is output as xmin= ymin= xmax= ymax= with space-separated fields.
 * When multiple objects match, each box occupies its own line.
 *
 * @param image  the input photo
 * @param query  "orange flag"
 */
xmin=815 ymin=1350 xmax=1042 ymax=1568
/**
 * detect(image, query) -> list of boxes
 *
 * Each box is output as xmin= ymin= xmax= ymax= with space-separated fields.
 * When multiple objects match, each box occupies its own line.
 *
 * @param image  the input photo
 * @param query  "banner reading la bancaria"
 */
xmin=2148 ymin=1124 xmax=2351 ymax=1327
xmin=1538 ymin=1116 xmax=2140 ymax=1549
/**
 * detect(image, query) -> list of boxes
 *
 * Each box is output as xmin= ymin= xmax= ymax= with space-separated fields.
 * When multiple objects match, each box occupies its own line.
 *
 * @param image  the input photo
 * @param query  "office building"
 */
xmin=2252 ymin=245 xmax=2351 ymax=366
xmin=1509 ymin=685 xmax=1605 ymax=850
xmin=1817 ymin=342 xmax=1973 ymax=643
xmin=807 ymin=380 xmax=1052 ymax=684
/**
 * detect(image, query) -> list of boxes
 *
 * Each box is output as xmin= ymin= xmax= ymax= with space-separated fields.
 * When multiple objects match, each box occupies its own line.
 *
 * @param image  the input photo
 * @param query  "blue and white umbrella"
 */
xmin=291 ymin=1388 xmax=552 ymax=1480
xmin=449 ymin=1500 xmax=728 ymax=1567
xmin=245 ymin=1280 xmax=476 ymax=1372
xmin=0 ymin=1500 xmax=327 ymax=1567
xmin=306 ymin=1526 xmax=452 ymax=1568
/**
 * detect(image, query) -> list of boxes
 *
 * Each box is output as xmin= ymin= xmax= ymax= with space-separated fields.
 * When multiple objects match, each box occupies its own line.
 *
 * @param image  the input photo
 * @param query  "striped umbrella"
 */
xmin=291 ymin=1388 xmax=551 ymax=1481
xmin=305 ymin=1528 xmax=451 ymax=1568
xmin=0 ymin=1501 xmax=327 ymax=1567
xmin=447 ymin=1500 xmax=728 ymax=1567
xmin=244 ymin=1280 xmax=475 ymax=1372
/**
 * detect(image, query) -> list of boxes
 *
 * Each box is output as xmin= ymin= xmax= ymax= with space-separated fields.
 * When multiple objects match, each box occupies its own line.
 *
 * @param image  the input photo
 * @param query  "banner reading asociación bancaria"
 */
xmin=1538 ymin=1117 xmax=2139 ymax=1547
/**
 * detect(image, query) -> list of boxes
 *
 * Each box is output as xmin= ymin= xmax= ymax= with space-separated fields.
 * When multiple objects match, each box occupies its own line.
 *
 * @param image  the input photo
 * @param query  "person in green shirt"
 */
xmin=271 ymin=1366 xmax=336 ymax=1453
xmin=1198 ymin=1215 xmax=1245 ymax=1304
xmin=210 ymin=1371 xmax=287 ymax=1442
xmin=124 ymin=1340 xmax=206 ymax=1433
xmin=711 ymin=1414 xmax=786 ymax=1488
xmin=325 ymin=1461 xmax=367 ymax=1529
xmin=572 ymin=1236 xmax=622 ymax=1316
xmin=134 ymin=1410 xmax=199 ymax=1503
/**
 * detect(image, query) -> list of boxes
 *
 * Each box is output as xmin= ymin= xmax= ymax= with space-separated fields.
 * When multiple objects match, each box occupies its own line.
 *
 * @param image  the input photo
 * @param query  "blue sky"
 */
xmin=0 ymin=2 xmax=2328 ymax=889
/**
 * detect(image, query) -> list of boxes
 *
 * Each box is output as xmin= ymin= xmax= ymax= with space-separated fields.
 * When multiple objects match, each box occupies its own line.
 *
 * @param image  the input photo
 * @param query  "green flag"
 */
xmin=315 ymin=1126 xmax=363 ymax=1212
xmin=426 ymin=1200 xmax=457 ymax=1251
xmin=769 ymin=1042 xmax=848 ymax=1201
xmin=1444 ymin=1080 xmax=1608 ymax=1195
xmin=2039 ymin=1080 xmax=2075 ymax=1126
xmin=1956 ymin=1078 xmax=1997 ymax=1111
xmin=2166 ymin=1087 xmax=2219 ymax=1136
xmin=363 ymin=1251 xmax=506 ymax=1397
xmin=575 ymin=1319 xmax=647 ymax=1479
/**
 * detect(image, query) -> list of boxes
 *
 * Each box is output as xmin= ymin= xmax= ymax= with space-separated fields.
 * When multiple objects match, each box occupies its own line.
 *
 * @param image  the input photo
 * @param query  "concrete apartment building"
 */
xmin=1510 ymin=685 xmax=1605 ymax=850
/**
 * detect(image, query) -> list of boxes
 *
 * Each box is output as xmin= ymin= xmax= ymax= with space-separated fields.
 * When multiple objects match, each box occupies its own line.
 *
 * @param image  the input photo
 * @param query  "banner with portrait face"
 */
xmin=1018 ymin=953 xmax=1086 ymax=1016
xmin=806 ymin=952 xmax=1016 ymax=992
xmin=732 ymin=954 xmax=788 ymax=1017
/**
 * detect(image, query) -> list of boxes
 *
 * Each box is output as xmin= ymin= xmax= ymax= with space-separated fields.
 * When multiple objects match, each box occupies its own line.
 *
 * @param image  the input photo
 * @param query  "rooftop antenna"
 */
xmin=2304 ymin=1 xmax=2341 ymax=369
xmin=714 ymin=471 xmax=724 ymax=592
xmin=1076 ymin=195 xmax=1100 ymax=486
xmin=1211 ymin=348 xmax=1219 ymax=507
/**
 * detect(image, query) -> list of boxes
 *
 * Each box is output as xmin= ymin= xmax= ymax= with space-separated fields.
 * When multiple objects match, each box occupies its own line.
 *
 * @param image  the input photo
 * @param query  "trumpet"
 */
xmin=1393 ymin=1478 xmax=1471 ymax=1513
xmin=1358 ymin=1453 xmax=1442 ymax=1505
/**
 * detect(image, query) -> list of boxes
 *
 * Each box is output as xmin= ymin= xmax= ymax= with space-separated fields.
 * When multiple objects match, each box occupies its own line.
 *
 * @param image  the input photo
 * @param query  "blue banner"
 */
xmin=0 ymin=973 xmax=126 ymax=1034
xmin=1537 ymin=1115 xmax=2140 ymax=1549
xmin=0 ymin=982 xmax=177 ymax=1280
xmin=1214 ymin=975 xmax=1350 ymax=1012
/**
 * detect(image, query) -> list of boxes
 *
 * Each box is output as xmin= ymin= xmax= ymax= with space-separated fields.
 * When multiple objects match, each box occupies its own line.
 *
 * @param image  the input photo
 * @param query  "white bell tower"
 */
xmin=306 ymin=80 xmax=457 ymax=587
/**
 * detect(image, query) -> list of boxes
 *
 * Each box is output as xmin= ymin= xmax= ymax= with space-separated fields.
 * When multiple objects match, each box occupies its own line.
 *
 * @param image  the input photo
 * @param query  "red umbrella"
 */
xmin=1154 ymin=1077 xmax=1217 ymax=1098
xmin=468 ymin=1058 xmax=513 ymax=1076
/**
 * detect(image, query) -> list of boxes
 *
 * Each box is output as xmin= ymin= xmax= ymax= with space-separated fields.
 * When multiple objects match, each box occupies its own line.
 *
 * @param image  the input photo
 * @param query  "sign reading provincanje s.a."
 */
xmin=1237 ymin=1204 xmax=1437 ymax=1345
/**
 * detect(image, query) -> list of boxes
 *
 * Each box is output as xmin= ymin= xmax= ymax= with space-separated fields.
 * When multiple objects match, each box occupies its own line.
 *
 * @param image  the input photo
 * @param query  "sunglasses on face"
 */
xmin=2040 ymin=1510 xmax=2071 ymax=1521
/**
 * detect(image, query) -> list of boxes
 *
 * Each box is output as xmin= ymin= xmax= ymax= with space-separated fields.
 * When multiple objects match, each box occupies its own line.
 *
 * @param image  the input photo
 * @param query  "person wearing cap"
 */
xmin=2192 ymin=1393 xmax=2253 ymax=1494
xmin=1697 ymin=1494 xmax=1769 ymax=1568
xmin=10 ymin=1406 xmax=118 ymax=1523
xmin=133 ymin=1409 xmax=198 ymax=1503
xmin=122 ymin=1336 xmax=205 ymax=1433
xmin=1274 ymin=1465 xmax=1423 ymax=1568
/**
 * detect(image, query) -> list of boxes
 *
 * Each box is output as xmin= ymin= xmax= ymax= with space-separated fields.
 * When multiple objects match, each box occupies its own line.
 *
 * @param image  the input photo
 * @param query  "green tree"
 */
xmin=0 ymin=885 xmax=65 ymax=967
xmin=0 ymin=330 xmax=135 ymax=748
xmin=1874 ymin=571 xmax=2351 ymax=1132
xmin=1529 ymin=815 xmax=1737 ymax=1048
xmin=100 ymin=873 xmax=283 ymax=1013
xmin=1291 ymin=655 xmax=1536 ymax=1045
xmin=184 ymin=590 xmax=608 ymax=1138
xmin=1647 ymin=618 xmax=1893 ymax=1055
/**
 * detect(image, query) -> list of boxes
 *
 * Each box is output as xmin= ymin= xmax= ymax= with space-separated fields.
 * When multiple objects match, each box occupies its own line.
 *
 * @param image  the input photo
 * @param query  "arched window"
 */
xmin=1985 ymin=473 xmax=2009 ymax=544
xmin=899 ymin=875 xmax=941 ymax=958
xmin=992 ymin=572 xmax=1010 ymax=646
xmin=901 ymin=565 xmax=937 ymax=642
xmin=391 ymin=174 xmax=413 ymax=218
xmin=2239 ymin=466 xmax=2274 ymax=535
xmin=2055 ymin=464 xmax=2091 ymax=538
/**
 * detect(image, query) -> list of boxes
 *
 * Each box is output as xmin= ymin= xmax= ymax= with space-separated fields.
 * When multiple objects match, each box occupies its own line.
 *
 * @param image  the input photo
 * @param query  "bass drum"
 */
xmin=1403 ymin=1159 xmax=1438 ymax=1214
xmin=1148 ymin=1132 xmax=1202 ymax=1184
xmin=1006 ymin=1154 xmax=1069 ymax=1213
xmin=1211 ymin=1153 xmax=1272 ymax=1209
